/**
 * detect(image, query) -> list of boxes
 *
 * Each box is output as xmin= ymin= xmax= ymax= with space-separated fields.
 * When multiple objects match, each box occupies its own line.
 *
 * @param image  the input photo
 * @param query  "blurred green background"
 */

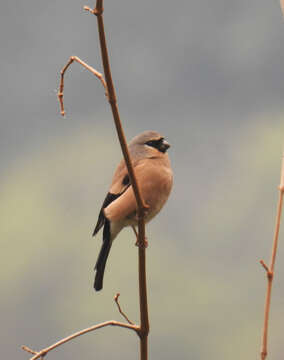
xmin=1 ymin=1 xmax=284 ymax=359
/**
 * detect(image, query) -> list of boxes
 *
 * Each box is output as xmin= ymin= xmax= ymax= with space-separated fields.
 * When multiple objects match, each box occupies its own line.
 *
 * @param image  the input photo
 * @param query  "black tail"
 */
xmin=94 ymin=219 xmax=112 ymax=291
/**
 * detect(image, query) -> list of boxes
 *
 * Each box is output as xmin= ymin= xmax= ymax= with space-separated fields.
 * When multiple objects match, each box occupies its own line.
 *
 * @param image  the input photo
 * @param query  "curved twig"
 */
xmin=22 ymin=321 xmax=139 ymax=360
xmin=58 ymin=55 xmax=108 ymax=116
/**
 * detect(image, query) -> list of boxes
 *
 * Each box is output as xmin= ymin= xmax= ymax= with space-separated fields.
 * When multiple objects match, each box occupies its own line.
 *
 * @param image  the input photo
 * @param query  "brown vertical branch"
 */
xmin=84 ymin=2 xmax=149 ymax=359
xmin=259 ymin=151 xmax=284 ymax=360
xmin=138 ymin=240 xmax=149 ymax=360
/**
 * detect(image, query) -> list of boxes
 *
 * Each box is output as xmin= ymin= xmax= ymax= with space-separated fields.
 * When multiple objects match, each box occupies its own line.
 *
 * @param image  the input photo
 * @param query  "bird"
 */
xmin=92 ymin=130 xmax=173 ymax=291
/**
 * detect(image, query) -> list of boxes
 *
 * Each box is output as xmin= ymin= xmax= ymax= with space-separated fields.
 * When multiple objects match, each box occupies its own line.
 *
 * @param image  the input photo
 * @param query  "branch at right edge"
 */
xmin=259 ymin=150 xmax=284 ymax=360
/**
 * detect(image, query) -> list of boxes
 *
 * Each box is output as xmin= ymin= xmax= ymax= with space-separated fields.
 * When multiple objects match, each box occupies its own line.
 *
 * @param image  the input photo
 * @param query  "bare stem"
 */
xmin=22 ymin=321 xmax=139 ymax=360
xmin=260 ymin=151 xmax=284 ymax=360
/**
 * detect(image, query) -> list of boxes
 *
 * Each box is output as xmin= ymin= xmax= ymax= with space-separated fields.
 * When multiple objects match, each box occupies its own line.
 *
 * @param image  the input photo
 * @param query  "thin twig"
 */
xmin=259 ymin=260 xmax=270 ymax=274
xmin=22 ymin=321 xmax=139 ymax=360
xmin=114 ymin=293 xmax=134 ymax=325
xmin=260 ymin=151 xmax=284 ymax=360
xmin=58 ymin=55 xmax=108 ymax=116
xmin=22 ymin=346 xmax=37 ymax=355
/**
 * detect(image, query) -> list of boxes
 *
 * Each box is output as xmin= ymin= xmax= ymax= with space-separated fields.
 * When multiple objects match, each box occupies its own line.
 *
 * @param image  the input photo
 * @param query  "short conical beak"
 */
xmin=161 ymin=140 xmax=170 ymax=152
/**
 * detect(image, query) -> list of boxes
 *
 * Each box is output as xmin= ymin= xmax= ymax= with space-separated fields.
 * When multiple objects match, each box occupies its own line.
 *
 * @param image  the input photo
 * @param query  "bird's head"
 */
xmin=129 ymin=131 xmax=171 ymax=159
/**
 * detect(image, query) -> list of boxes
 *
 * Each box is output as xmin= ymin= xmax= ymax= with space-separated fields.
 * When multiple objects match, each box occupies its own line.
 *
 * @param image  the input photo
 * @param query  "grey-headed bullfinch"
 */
xmin=92 ymin=131 xmax=173 ymax=291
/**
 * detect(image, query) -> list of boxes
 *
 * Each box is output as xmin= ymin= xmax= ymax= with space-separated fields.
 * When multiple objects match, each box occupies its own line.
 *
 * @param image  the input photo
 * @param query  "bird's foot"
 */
xmin=131 ymin=226 xmax=148 ymax=248
xmin=135 ymin=237 xmax=148 ymax=248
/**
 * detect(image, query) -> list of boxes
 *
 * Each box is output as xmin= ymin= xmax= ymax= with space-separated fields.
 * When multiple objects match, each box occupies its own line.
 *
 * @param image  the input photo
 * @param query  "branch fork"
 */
xmin=260 ymin=260 xmax=273 ymax=279
xmin=22 ymin=291 xmax=141 ymax=360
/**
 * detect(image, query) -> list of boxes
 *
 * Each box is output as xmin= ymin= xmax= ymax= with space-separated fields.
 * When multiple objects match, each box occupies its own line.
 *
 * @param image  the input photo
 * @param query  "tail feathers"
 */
xmin=94 ymin=219 xmax=112 ymax=291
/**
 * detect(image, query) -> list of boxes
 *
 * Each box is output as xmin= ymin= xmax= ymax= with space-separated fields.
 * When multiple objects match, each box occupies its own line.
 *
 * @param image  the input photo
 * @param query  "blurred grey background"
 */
xmin=1 ymin=0 xmax=284 ymax=359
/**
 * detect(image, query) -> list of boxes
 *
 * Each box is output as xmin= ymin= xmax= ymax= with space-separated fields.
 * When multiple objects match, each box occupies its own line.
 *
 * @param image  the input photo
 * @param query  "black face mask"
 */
xmin=145 ymin=138 xmax=170 ymax=153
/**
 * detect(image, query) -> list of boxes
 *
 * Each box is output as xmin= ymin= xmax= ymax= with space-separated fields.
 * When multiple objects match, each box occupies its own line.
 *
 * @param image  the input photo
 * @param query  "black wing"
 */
xmin=93 ymin=174 xmax=131 ymax=236
xmin=92 ymin=192 xmax=120 ymax=236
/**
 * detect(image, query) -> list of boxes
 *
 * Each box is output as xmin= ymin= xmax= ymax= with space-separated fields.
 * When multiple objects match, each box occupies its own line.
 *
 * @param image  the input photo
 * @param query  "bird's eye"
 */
xmin=145 ymin=138 xmax=163 ymax=147
xmin=145 ymin=140 xmax=156 ymax=147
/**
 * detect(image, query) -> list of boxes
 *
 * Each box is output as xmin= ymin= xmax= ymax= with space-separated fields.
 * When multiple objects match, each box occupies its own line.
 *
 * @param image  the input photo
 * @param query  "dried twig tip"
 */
xmin=84 ymin=6 xmax=103 ymax=16
xmin=260 ymin=260 xmax=269 ymax=272
xmin=57 ymin=91 xmax=65 ymax=117
xmin=114 ymin=293 xmax=134 ymax=325
xmin=83 ymin=6 xmax=94 ymax=13
xmin=22 ymin=345 xmax=37 ymax=355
